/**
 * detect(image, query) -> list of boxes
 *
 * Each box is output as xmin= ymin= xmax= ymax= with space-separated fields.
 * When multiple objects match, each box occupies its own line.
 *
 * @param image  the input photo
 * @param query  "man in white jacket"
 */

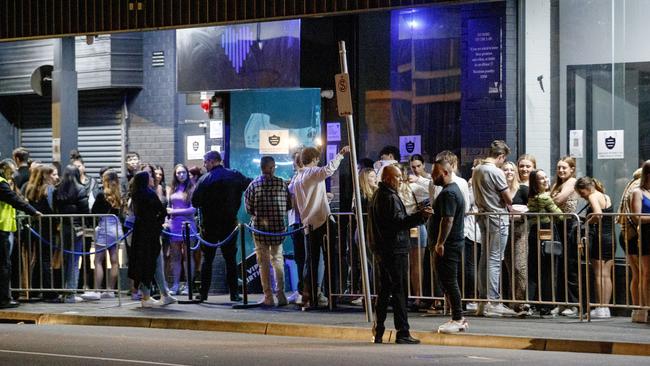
xmin=289 ymin=145 xmax=350 ymax=310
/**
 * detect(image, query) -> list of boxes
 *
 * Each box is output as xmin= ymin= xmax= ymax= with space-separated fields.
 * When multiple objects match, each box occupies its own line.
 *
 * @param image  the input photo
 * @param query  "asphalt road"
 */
xmin=0 ymin=324 xmax=647 ymax=366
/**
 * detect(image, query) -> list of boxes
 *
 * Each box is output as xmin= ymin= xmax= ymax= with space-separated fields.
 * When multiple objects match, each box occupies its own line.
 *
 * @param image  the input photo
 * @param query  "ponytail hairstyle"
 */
xmin=575 ymin=176 xmax=606 ymax=194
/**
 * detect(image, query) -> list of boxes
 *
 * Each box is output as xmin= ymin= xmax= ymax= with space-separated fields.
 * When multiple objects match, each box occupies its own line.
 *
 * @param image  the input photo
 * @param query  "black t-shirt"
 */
xmin=512 ymin=185 xmax=529 ymax=205
xmin=430 ymin=182 xmax=465 ymax=245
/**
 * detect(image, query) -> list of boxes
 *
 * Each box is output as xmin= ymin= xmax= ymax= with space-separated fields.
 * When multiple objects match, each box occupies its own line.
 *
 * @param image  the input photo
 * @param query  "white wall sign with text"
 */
xmin=259 ymin=130 xmax=289 ymax=154
xmin=569 ymin=129 xmax=583 ymax=158
xmin=209 ymin=119 xmax=223 ymax=139
xmin=597 ymin=130 xmax=624 ymax=159
xmin=399 ymin=135 xmax=421 ymax=161
xmin=326 ymin=145 xmax=338 ymax=162
xmin=327 ymin=122 xmax=341 ymax=142
xmin=186 ymin=135 xmax=206 ymax=160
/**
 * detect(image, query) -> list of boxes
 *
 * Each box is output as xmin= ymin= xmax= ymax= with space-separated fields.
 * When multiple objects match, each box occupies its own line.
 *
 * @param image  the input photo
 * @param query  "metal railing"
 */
xmin=14 ymin=214 xmax=129 ymax=305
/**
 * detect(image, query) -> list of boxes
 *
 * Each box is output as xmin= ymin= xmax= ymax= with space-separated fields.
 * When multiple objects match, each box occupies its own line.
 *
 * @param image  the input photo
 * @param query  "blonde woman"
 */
xmin=517 ymin=154 xmax=536 ymax=186
xmin=502 ymin=161 xmax=529 ymax=312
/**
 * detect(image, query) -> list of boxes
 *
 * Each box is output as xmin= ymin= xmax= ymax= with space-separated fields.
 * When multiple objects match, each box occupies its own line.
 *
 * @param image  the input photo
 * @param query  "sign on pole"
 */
xmin=335 ymin=73 xmax=353 ymax=116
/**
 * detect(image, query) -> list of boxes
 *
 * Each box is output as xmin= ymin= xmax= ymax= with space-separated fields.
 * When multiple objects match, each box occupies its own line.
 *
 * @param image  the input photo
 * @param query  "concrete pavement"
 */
xmin=0 ymin=294 xmax=648 ymax=357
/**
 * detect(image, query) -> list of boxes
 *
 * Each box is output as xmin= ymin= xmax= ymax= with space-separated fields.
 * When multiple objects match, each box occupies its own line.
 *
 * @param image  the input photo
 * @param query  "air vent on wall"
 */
xmin=152 ymin=51 xmax=165 ymax=67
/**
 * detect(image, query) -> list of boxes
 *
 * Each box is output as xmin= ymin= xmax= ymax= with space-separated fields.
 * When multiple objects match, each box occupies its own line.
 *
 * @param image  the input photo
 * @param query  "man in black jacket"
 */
xmin=369 ymin=165 xmax=431 ymax=344
xmin=192 ymin=151 xmax=252 ymax=302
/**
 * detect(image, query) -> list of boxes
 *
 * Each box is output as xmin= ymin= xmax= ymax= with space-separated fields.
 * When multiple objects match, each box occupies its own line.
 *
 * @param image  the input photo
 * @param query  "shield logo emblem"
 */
xmin=405 ymin=140 xmax=415 ymax=154
xmin=192 ymin=141 xmax=199 ymax=151
xmin=268 ymin=135 xmax=281 ymax=146
xmin=605 ymin=136 xmax=616 ymax=150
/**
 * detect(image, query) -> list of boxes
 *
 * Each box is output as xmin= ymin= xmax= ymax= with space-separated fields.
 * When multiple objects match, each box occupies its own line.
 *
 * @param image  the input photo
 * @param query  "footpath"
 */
xmin=1 ymin=294 xmax=648 ymax=357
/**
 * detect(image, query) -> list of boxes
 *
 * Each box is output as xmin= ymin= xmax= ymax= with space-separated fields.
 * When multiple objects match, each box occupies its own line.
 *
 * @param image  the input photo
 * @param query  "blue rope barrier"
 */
xmin=26 ymin=225 xmax=132 ymax=255
xmin=244 ymin=223 xmax=305 ymax=237
xmin=161 ymin=228 xmax=199 ymax=238
xmin=194 ymin=225 xmax=239 ymax=249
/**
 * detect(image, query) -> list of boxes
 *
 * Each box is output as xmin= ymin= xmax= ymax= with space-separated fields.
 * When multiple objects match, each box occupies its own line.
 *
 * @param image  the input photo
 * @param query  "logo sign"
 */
xmin=399 ymin=135 xmax=421 ymax=161
xmin=186 ymin=135 xmax=206 ymax=160
xmin=259 ymin=130 xmax=289 ymax=154
xmin=335 ymin=73 xmax=353 ymax=116
xmin=597 ymin=130 xmax=624 ymax=159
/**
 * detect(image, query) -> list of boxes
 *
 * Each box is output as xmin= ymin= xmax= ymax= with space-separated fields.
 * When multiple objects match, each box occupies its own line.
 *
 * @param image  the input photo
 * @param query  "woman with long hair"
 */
xmin=517 ymin=154 xmax=536 ymax=186
xmin=348 ymin=167 xmax=378 ymax=305
xmin=575 ymin=177 xmax=615 ymax=319
xmin=550 ymin=156 xmax=580 ymax=315
xmin=629 ymin=160 xmax=650 ymax=322
xmin=53 ymin=165 xmax=89 ymax=303
xmin=502 ymin=161 xmax=529 ymax=312
xmin=527 ymin=169 xmax=563 ymax=315
xmin=166 ymin=164 xmax=196 ymax=295
xmin=83 ymin=170 xmax=124 ymax=300
xmin=128 ymin=171 xmax=175 ymax=307
xmin=23 ymin=164 xmax=58 ymax=300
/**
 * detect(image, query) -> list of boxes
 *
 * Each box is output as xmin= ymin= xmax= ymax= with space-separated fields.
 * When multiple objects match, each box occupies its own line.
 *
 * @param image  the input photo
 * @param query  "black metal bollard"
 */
xmin=183 ymin=222 xmax=192 ymax=302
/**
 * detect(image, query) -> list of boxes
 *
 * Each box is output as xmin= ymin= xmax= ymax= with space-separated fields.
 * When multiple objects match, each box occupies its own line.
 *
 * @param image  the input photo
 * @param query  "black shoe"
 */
xmin=0 ymin=300 xmax=20 ymax=309
xmin=372 ymin=324 xmax=385 ymax=344
xmin=195 ymin=294 xmax=207 ymax=302
xmin=395 ymin=335 xmax=420 ymax=344
xmin=230 ymin=294 xmax=242 ymax=302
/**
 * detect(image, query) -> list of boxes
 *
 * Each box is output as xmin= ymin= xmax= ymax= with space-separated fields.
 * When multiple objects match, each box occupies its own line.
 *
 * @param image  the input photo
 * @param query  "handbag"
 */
xmin=542 ymin=240 xmax=563 ymax=256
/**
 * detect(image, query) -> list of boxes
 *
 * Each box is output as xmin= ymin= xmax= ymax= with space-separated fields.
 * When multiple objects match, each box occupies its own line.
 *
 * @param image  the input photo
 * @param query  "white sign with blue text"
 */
xmin=399 ymin=135 xmax=421 ymax=161
xmin=597 ymin=130 xmax=624 ymax=159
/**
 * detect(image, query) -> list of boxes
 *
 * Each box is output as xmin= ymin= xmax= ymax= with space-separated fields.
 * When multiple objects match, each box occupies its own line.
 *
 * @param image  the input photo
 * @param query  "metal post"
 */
xmin=184 ymin=222 xmax=192 ymax=302
xmin=232 ymin=224 xmax=259 ymax=309
xmin=338 ymin=40 xmax=373 ymax=323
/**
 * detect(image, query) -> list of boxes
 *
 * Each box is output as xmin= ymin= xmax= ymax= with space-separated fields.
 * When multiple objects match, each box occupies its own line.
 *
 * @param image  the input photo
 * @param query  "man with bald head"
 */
xmin=369 ymin=164 xmax=431 ymax=344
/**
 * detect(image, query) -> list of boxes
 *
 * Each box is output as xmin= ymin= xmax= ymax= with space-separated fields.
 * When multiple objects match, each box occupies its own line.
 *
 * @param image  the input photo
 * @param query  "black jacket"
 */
xmin=368 ymin=182 xmax=423 ymax=255
xmin=191 ymin=165 xmax=252 ymax=238
xmin=0 ymin=181 xmax=37 ymax=216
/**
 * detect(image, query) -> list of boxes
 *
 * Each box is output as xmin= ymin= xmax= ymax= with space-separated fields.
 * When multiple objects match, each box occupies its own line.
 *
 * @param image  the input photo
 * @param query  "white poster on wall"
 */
xmin=597 ymin=130 xmax=624 ymax=159
xmin=399 ymin=135 xmax=421 ymax=161
xmin=326 ymin=145 xmax=338 ymax=162
xmin=259 ymin=130 xmax=289 ymax=154
xmin=209 ymin=119 xmax=223 ymax=139
xmin=210 ymin=145 xmax=221 ymax=152
xmin=186 ymin=135 xmax=206 ymax=160
xmin=327 ymin=122 xmax=341 ymax=142
xmin=569 ymin=129 xmax=583 ymax=158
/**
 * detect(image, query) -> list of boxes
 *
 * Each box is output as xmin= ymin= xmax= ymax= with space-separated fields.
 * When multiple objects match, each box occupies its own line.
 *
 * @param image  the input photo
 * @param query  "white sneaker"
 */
xmin=317 ymin=293 xmax=329 ymax=307
xmin=64 ymin=295 xmax=84 ymax=303
xmin=257 ymin=296 xmax=275 ymax=307
xmin=80 ymin=292 xmax=101 ymax=301
xmin=287 ymin=291 xmax=301 ymax=304
xmin=141 ymin=297 xmax=160 ymax=308
xmin=437 ymin=318 xmax=469 ymax=334
xmin=276 ymin=293 xmax=288 ymax=307
xmin=550 ymin=306 xmax=561 ymax=316
xmin=100 ymin=291 xmax=115 ymax=299
xmin=160 ymin=295 xmax=178 ymax=306
xmin=350 ymin=297 xmax=363 ymax=306
xmin=561 ymin=306 xmax=578 ymax=317
xmin=590 ymin=307 xmax=611 ymax=319
xmin=465 ymin=302 xmax=478 ymax=311
xmin=484 ymin=303 xmax=518 ymax=317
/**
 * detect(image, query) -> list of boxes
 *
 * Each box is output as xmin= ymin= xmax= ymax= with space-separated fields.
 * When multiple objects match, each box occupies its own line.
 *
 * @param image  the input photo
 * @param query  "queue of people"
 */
xmin=1 ymin=140 xmax=649 ymax=340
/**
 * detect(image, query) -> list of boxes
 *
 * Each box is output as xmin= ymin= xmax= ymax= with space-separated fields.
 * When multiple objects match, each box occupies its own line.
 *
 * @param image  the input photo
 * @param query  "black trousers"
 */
xmin=458 ymin=238 xmax=481 ymax=300
xmin=200 ymin=232 xmax=238 ymax=298
xmin=303 ymin=220 xmax=338 ymax=305
xmin=436 ymin=242 xmax=463 ymax=321
xmin=0 ymin=231 xmax=12 ymax=303
xmin=528 ymin=223 xmax=559 ymax=307
xmin=375 ymin=252 xmax=410 ymax=337
xmin=290 ymin=223 xmax=306 ymax=294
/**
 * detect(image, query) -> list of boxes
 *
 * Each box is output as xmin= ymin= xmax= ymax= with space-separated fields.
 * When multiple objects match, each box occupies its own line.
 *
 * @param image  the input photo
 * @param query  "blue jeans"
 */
xmin=0 ymin=231 xmax=13 ymax=302
xmin=62 ymin=226 xmax=82 ymax=292
xmin=140 ymin=251 xmax=168 ymax=298
xmin=477 ymin=216 xmax=509 ymax=300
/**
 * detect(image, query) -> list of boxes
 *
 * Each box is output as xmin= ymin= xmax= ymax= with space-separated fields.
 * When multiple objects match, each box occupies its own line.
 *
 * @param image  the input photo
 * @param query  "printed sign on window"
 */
xmin=597 ymin=130 xmax=624 ymax=159
xmin=399 ymin=135 xmax=421 ymax=161
xmin=186 ymin=135 xmax=206 ymax=160
xmin=259 ymin=130 xmax=289 ymax=154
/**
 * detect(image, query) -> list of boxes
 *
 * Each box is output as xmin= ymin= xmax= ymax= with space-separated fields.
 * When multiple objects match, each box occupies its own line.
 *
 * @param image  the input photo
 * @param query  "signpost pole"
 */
xmin=337 ymin=41 xmax=374 ymax=323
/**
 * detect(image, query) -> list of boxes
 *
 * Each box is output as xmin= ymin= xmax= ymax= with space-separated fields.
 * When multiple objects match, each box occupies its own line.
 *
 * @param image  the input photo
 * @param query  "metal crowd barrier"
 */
xmin=584 ymin=212 xmax=650 ymax=321
xmin=14 ymin=214 xmax=129 ymax=306
xmin=325 ymin=211 xmax=595 ymax=321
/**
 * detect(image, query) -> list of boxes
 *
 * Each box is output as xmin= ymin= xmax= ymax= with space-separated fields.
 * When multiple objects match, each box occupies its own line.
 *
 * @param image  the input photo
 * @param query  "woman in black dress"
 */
xmin=128 ymin=171 xmax=167 ymax=307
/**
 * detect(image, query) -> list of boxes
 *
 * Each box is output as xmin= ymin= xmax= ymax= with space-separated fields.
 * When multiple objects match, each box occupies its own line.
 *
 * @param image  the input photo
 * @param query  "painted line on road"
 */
xmin=0 ymin=349 xmax=190 ymax=366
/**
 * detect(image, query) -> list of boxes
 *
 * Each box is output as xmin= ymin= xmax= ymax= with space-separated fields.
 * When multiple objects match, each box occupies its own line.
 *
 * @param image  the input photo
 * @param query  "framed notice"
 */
xmin=186 ymin=135 xmax=206 ymax=160
xmin=466 ymin=17 xmax=503 ymax=100
xmin=597 ymin=130 xmax=624 ymax=159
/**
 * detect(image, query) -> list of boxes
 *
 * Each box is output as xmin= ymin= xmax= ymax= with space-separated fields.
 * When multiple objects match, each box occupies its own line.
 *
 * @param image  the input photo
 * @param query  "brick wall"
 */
xmin=127 ymin=30 xmax=177 ymax=178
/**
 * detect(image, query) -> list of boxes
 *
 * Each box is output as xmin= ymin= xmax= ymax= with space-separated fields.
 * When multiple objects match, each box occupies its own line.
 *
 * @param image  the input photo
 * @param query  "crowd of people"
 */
xmin=0 ymin=139 xmax=649 ymax=343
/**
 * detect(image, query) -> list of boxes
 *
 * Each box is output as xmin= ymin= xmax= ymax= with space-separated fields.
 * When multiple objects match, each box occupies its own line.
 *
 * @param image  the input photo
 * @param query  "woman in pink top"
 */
xmin=166 ymin=164 xmax=196 ymax=295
